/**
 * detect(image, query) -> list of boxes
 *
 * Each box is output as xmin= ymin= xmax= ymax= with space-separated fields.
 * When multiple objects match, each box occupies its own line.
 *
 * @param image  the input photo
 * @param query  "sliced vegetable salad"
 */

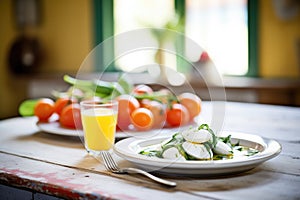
xmin=139 ymin=124 xmax=259 ymax=160
xmin=19 ymin=75 xmax=203 ymax=132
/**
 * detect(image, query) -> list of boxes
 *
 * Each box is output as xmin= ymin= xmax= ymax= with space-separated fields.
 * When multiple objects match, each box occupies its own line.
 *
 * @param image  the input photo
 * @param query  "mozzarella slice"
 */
xmin=181 ymin=128 xmax=212 ymax=143
xmin=213 ymin=141 xmax=232 ymax=155
xmin=182 ymin=141 xmax=212 ymax=159
xmin=162 ymin=147 xmax=185 ymax=161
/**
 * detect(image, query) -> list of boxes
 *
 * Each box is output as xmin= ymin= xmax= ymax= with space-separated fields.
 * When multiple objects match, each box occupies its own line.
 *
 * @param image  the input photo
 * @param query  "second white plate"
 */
xmin=37 ymin=121 xmax=192 ymax=139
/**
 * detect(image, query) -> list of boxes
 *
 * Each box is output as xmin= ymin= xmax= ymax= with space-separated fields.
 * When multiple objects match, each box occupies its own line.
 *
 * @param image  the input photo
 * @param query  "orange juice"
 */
xmin=81 ymin=108 xmax=118 ymax=151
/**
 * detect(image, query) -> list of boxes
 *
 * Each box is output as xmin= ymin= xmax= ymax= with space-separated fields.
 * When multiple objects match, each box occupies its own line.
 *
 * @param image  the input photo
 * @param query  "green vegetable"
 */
xmin=213 ymin=154 xmax=233 ymax=160
xmin=63 ymin=75 xmax=114 ymax=95
xmin=18 ymin=99 xmax=38 ymax=116
xmin=198 ymin=124 xmax=217 ymax=149
xmin=219 ymin=135 xmax=232 ymax=145
xmin=161 ymin=132 xmax=183 ymax=148
xmin=134 ymin=91 xmax=178 ymax=104
xmin=140 ymin=150 xmax=162 ymax=157
xmin=62 ymin=75 xmax=135 ymax=100
xmin=117 ymin=75 xmax=133 ymax=94
xmin=233 ymin=146 xmax=259 ymax=156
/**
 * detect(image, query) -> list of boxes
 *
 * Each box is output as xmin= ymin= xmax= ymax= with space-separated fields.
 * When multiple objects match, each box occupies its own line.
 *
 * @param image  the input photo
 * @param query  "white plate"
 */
xmin=37 ymin=121 xmax=193 ymax=139
xmin=37 ymin=114 xmax=201 ymax=138
xmin=114 ymin=131 xmax=282 ymax=176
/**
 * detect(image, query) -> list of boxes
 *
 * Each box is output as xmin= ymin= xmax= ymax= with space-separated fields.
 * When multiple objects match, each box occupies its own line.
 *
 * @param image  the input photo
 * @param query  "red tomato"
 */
xmin=166 ymin=103 xmax=190 ymax=127
xmin=53 ymin=98 xmax=72 ymax=115
xmin=59 ymin=104 xmax=82 ymax=129
xmin=178 ymin=93 xmax=202 ymax=121
xmin=148 ymin=101 xmax=166 ymax=129
xmin=132 ymin=84 xmax=153 ymax=95
xmin=116 ymin=94 xmax=140 ymax=130
xmin=131 ymin=108 xmax=153 ymax=131
xmin=34 ymin=98 xmax=55 ymax=121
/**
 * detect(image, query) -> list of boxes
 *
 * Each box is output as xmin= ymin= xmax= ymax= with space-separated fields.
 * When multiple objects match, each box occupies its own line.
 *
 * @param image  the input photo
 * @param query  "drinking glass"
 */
xmin=80 ymin=100 xmax=118 ymax=155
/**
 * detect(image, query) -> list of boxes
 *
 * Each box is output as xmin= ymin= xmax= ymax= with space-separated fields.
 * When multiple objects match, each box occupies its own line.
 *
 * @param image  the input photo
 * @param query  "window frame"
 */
xmin=93 ymin=0 xmax=115 ymax=72
xmin=93 ymin=0 xmax=258 ymax=77
xmin=247 ymin=0 xmax=259 ymax=77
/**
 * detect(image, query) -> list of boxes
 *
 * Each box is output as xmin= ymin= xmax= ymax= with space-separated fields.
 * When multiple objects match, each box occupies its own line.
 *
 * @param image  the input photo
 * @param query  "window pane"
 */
xmin=114 ymin=0 xmax=175 ymax=72
xmin=185 ymin=0 xmax=248 ymax=75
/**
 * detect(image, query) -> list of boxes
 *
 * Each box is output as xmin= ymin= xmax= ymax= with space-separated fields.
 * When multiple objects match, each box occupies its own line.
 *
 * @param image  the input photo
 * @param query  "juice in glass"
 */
xmin=80 ymin=101 xmax=118 ymax=154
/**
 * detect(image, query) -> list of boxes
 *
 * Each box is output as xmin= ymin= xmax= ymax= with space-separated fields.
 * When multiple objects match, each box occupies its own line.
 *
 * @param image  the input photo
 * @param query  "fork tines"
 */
xmin=100 ymin=151 xmax=119 ymax=172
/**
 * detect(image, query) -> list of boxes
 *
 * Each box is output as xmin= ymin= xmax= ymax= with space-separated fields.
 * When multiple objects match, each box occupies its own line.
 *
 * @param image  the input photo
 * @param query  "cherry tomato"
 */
xmin=53 ymin=98 xmax=71 ymax=115
xmin=116 ymin=94 xmax=140 ymax=130
xmin=132 ymin=84 xmax=153 ymax=95
xmin=59 ymin=104 xmax=82 ymax=129
xmin=34 ymin=98 xmax=55 ymax=121
xmin=131 ymin=108 xmax=153 ymax=131
xmin=178 ymin=93 xmax=202 ymax=121
xmin=148 ymin=101 xmax=166 ymax=129
xmin=166 ymin=103 xmax=190 ymax=127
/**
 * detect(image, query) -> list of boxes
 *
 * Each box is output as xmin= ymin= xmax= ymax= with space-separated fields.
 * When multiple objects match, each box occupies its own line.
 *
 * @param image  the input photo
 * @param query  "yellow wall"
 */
xmin=259 ymin=0 xmax=300 ymax=78
xmin=36 ymin=0 xmax=93 ymax=73
xmin=0 ymin=0 xmax=299 ymax=119
xmin=0 ymin=0 xmax=93 ymax=119
xmin=0 ymin=0 xmax=22 ymax=119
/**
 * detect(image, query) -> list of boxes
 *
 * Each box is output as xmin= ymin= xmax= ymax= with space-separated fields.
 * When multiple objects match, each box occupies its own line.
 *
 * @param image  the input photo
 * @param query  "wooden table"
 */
xmin=0 ymin=102 xmax=299 ymax=200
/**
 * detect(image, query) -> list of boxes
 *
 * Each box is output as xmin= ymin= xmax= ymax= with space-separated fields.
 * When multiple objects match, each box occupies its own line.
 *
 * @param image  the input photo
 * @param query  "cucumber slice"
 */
xmin=18 ymin=99 xmax=38 ymax=116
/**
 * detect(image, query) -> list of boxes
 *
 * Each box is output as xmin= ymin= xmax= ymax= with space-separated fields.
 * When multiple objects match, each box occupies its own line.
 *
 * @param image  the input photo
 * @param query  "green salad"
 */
xmin=139 ymin=124 xmax=259 ymax=161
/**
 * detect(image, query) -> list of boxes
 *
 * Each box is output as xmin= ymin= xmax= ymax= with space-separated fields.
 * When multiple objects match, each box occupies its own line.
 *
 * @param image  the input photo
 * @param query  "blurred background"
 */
xmin=1 ymin=0 xmax=300 ymax=119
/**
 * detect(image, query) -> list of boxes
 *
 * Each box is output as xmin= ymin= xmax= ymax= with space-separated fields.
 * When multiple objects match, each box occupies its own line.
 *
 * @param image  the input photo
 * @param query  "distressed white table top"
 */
xmin=0 ymin=101 xmax=299 ymax=200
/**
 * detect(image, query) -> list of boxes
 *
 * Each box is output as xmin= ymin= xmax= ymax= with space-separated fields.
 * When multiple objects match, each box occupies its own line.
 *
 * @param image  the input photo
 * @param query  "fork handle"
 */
xmin=121 ymin=167 xmax=177 ymax=187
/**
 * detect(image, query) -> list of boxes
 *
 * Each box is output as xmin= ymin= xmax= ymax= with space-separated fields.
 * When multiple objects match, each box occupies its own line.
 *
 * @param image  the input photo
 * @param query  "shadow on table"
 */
xmin=162 ymin=167 xmax=281 ymax=192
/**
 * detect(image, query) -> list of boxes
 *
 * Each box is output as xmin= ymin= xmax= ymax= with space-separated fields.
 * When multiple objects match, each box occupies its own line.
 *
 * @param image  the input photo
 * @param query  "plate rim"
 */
xmin=37 ymin=121 xmax=84 ymax=137
xmin=113 ymin=131 xmax=282 ymax=172
xmin=36 ymin=121 xmax=197 ymax=138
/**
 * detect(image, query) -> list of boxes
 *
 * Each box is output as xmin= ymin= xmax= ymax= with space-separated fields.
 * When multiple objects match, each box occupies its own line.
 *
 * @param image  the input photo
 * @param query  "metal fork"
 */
xmin=100 ymin=151 xmax=176 ymax=187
